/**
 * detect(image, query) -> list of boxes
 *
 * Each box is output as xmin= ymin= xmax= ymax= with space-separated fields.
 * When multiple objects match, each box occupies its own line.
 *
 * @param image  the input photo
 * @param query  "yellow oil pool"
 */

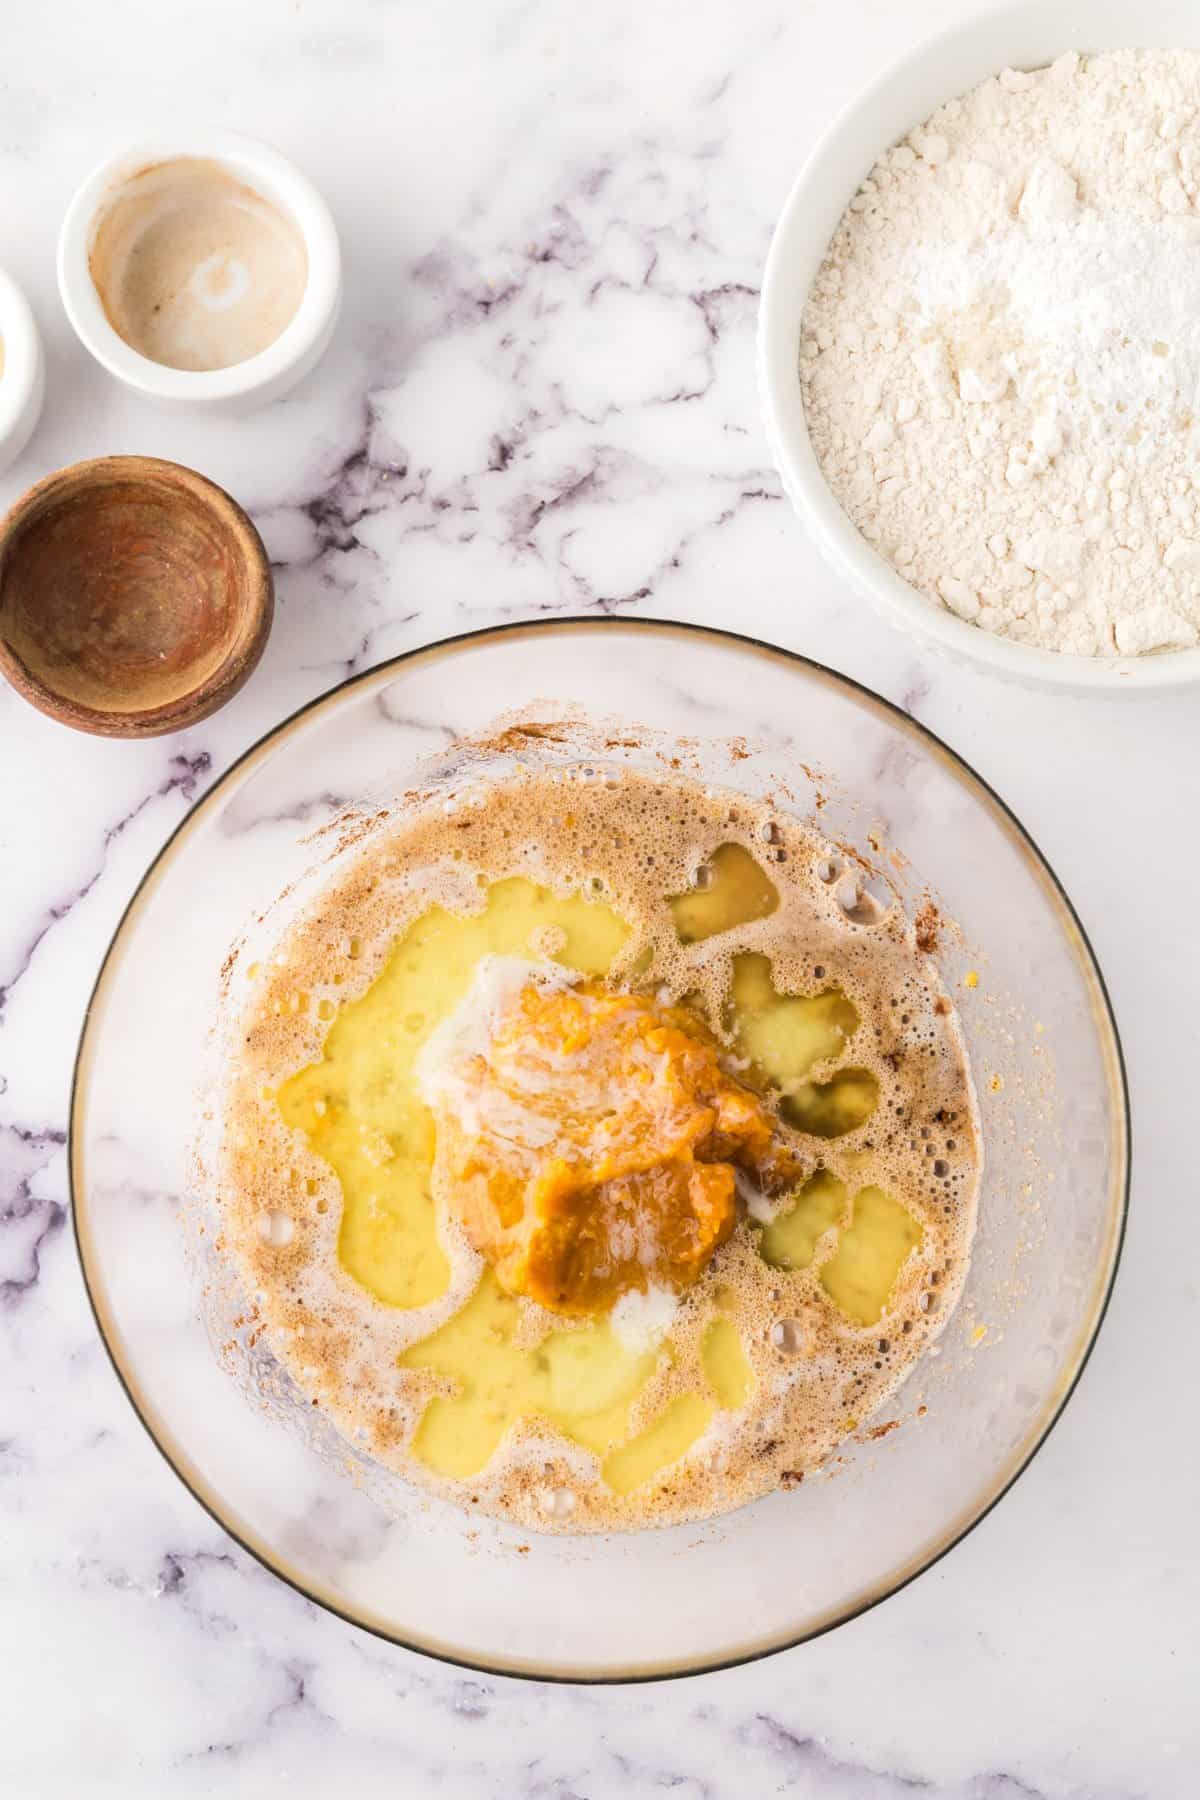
xmin=759 ymin=1169 xmax=924 ymax=1326
xmin=670 ymin=842 xmax=779 ymax=942
xmin=701 ymin=1314 xmax=755 ymax=1409
xmin=782 ymin=1067 xmax=880 ymax=1137
xmin=398 ymin=1269 xmax=658 ymax=1480
xmin=602 ymin=1395 xmax=715 ymax=1496
xmin=730 ymin=951 xmax=877 ymax=1137
xmin=397 ymin=1268 xmax=754 ymax=1492
xmin=822 ymin=1186 xmax=924 ymax=1326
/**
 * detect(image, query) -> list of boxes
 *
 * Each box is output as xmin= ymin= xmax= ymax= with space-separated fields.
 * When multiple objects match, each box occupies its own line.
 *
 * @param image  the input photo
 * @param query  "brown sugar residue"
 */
xmin=483 ymin=722 xmax=571 ymax=754
xmin=834 ymin=838 xmax=878 ymax=877
xmin=914 ymin=899 xmax=941 ymax=954
xmin=867 ymin=1418 xmax=900 ymax=1440
xmin=303 ymin=805 xmax=393 ymax=863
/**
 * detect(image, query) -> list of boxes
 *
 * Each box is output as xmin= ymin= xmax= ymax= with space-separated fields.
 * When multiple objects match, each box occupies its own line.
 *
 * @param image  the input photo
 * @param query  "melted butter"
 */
xmin=602 ymin=1394 xmax=715 ymax=1495
xmin=701 ymin=1315 xmax=755 ymax=1408
xmin=602 ymin=1318 xmax=755 ymax=1494
xmin=759 ymin=1170 xmax=924 ymax=1326
xmin=822 ymin=1187 xmax=924 ymax=1326
xmin=398 ymin=1269 xmax=658 ymax=1479
xmin=670 ymin=843 xmax=779 ymax=942
xmin=276 ymin=877 xmax=630 ymax=1308
xmin=760 ymin=1169 xmax=848 ymax=1270
xmin=397 ymin=1272 xmax=756 ymax=1491
xmin=782 ymin=1067 xmax=880 ymax=1137
xmin=730 ymin=951 xmax=860 ymax=1085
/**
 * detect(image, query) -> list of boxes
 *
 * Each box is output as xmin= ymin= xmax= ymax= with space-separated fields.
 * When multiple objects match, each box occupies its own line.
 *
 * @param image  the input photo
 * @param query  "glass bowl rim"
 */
xmin=68 ymin=616 xmax=1131 ymax=1684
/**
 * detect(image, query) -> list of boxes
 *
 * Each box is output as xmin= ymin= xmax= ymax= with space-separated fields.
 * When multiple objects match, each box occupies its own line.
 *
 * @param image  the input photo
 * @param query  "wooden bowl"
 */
xmin=0 ymin=455 xmax=273 ymax=737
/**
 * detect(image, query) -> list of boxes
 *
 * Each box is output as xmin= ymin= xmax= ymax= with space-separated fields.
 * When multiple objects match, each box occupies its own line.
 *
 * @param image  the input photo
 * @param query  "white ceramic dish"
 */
xmin=58 ymin=130 xmax=340 ymax=410
xmin=0 ymin=265 xmax=45 ymax=473
xmin=759 ymin=0 xmax=1200 ymax=694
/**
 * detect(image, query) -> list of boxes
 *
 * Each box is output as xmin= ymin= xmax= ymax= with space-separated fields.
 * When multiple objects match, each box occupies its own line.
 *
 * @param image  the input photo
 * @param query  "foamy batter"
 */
xmin=218 ymin=768 xmax=981 ymax=1532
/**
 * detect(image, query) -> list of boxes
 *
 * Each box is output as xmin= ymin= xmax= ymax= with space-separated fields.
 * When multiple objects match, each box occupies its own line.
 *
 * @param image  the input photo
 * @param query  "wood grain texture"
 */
xmin=0 ymin=455 xmax=272 ymax=738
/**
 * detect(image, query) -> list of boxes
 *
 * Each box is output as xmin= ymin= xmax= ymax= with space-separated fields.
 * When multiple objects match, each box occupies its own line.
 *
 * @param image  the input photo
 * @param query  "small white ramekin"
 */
xmin=58 ymin=130 xmax=341 ymax=411
xmin=0 ymin=266 xmax=46 ymax=473
xmin=759 ymin=0 xmax=1200 ymax=694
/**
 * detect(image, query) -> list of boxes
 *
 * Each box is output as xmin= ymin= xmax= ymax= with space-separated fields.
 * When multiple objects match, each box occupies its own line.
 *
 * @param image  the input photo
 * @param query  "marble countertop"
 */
xmin=0 ymin=0 xmax=1194 ymax=1793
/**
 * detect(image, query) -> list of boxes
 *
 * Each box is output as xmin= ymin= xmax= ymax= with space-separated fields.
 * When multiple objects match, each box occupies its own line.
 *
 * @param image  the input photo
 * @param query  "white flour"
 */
xmin=801 ymin=50 xmax=1200 ymax=656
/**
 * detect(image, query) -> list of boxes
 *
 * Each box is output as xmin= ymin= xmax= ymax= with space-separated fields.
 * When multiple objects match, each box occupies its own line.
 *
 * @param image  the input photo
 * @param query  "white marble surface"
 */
xmin=0 ymin=0 xmax=1195 ymax=1793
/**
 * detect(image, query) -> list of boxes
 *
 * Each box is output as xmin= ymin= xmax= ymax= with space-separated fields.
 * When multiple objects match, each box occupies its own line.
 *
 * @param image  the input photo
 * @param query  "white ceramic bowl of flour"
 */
xmin=760 ymin=0 xmax=1200 ymax=693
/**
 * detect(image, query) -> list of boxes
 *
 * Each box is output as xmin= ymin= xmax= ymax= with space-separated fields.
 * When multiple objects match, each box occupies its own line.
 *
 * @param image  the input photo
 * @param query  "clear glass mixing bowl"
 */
xmin=70 ymin=621 xmax=1128 ymax=1680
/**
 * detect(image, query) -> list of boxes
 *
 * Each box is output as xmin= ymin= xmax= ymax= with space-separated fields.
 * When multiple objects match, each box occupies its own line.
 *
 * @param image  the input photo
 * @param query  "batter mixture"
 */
xmin=218 ymin=767 xmax=981 ymax=1532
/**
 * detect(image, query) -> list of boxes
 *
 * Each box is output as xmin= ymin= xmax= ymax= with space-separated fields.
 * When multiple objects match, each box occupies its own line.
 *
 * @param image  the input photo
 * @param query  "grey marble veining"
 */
xmin=0 ymin=0 xmax=1195 ymax=1794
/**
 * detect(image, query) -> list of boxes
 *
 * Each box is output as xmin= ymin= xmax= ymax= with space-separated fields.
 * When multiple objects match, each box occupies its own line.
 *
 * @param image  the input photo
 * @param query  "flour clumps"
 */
xmin=801 ymin=50 xmax=1200 ymax=657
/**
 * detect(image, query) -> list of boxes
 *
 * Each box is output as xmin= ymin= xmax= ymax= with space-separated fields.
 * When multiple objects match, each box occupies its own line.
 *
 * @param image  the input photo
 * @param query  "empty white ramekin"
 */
xmin=759 ymin=0 xmax=1200 ymax=694
xmin=0 ymin=265 xmax=46 ymax=473
xmin=58 ymin=130 xmax=341 ymax=411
